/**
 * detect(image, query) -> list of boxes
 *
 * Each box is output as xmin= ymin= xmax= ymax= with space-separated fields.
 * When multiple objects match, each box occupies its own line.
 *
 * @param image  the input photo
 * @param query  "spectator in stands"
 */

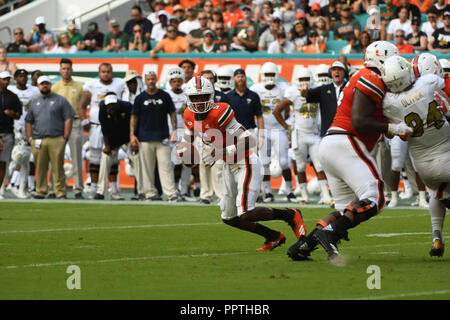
xmin=387 ymin=7 xmax=413 ymax=40
xmin=303 ymin=30 xmax=327 ymax=53
xmin=380 ymin=0 xmax=397 ymax=40
xmin=31 ymin=70 xmax=43 ymax=87
xmin=179 ymin=6 xmax=200 ymax=35
xmin=393 ymin=29 xmax=414 ymax=53
xmin=147 ymin=1 xmax=167 ymax=24
xmin=51 ymin=58 xmax=84 ymax=199
xmin=203 ymin=0 xmax=214 ymax=21
xmin=0 ymin=47 xmax=17 ymax=75
xmin=321 ymin=0 xmax=339 ymax=30
xmin=410 ymin=0 xmax=434 ymax=14
xmin=150 ymin=26 xmax=190 ymax=58
xmin=80 ymin=22 xmax=104 ymax=52
xmin=333 ymin=4 xmax=361 ymax=40
xmin=307 ymin=2 xmax=325 ymax=28
xmin=365 ymin=7 xmax=381 ymax=41
xmin=312 ymin=17 xmax=329 ymax=42
xmin=41 ymin=33 xmax=59 ymax=54
xmin=281 ymin=1 xmax=297 ymax=33
xmin=434 ymin=0 xmax=449 ymax=20
xmin=211 ymin=9 xmax=225 ymax=29
xmin=395 ymin=0 xmax=421 ymax=24
xmin=26 ymin=75 xmax=74 ymax=199
xmin=186 ymin=11 xmax=212 ymax=49
xmin=223 ymin=0 xmax=243 ymax=29
xmin=26 ymin=16 xmax=54 ymax=45
xmin=169 ymin=17 xmax=186 ymax=37
xmin=268 ymin=28 xmax=296 ymax=53
xmin=130 ymin=71 xmax=180 ymax=202
xmin=212 ymin=21 xmax=230 ymax=52
xmin=340 ymin=33 xmax=359 ymax=53
xmin=128 ymin=24 xmax=150 ymax=52
xmin=231 ymin=24 xmax=259 ymax=52
xmin=65 ymin=20 xmax=83 ymax=49
xmin=406 ymin=16 xmax=428 ymax=53
xmin=290 ymin=20 xmax=309 ymax=51
xmin=258 ymin=12 xmax=283 ymax=51
xmin=7 ymin=28 xmax=30 ymax=53
xmin=151 ymin=11 xmax=170 ymax=41
xmin=55 ymin=33 xmax=78 ymax=54
xmin=104 ymin=19 xmax=129 ymax=52
xmin=428 ymin=11 xmax=450 ymax=53
xmin=352 ymin=0 xmax=371 ymax=15
xmin=164 ymin=0 xmax=181 ymax=15
xmin=421 ymin=7 xmax=444 ymax=41
xmin=359 ymin=30 xmax=373 ymax=54
xmin=172 ymin=5 xmax=186 ymax=22
xmin=258 ymin=0 xmax=275 ymax=30
xmin=124 ymin=5 xmax=153 ymax=39
xmin=179 ymin=59 xmax=196 ymax=84
xmin=230 ymin=5 xmax=259 ymax=45
xmin=0 ymin=71 xmax=22 ymax=200
xmin=194 ymin=29 xmax=221 ymax=52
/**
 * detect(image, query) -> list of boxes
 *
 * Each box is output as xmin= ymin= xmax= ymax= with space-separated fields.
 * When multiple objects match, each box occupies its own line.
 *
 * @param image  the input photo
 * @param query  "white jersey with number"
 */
xmin=82 ymin=78 xmax=125 ymax=124
xmin=284 ymin=85 xmax=320 ymax=136
xmin=383 ymin=73 xmax=450 ymax=194
xmin=250 ymin=82 xmax=289 ymax=130
xmin=165 ymin=88 xmax=186 ymax=131
xmin=8 ymin=84 xmax=40 ymax=135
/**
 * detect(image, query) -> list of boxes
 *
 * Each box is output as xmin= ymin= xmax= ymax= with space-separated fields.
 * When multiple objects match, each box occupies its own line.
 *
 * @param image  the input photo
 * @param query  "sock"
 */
xmin=391 ymin=191 xmax=398 ymax=202
xmin=254 ymin=223 xmax=280 ymax=241
xmin=10 ymin=170 xmax=20 ymax=187
xmin=91 ymin=183 xmax=97 ymax=196
xmin=419 ymin=190 xmax=427 ymax=203
xmin=263 ymin=180 xmax=272 ymax=194
xmin=271 ymin=208 xmax=294 ymax=222
xmin=285 ymin=180 xmax=293 ymax=194
xmin=110 ymin=181 xmax=118 ymax=194
xmin=28 ymin=175 xmax=35 ymax=191
xmin=319 ymin=179 xmax=331 ymax=198
xmin=429 ymin=197 xmax=446 ymax=242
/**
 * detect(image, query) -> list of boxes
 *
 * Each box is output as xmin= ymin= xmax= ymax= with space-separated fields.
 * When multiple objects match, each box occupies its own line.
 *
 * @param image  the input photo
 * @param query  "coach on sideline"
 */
xmin=0 ymin=71 xmax=22 ymax=199
xmin=25 ymin=76 xmax=75 ymax=199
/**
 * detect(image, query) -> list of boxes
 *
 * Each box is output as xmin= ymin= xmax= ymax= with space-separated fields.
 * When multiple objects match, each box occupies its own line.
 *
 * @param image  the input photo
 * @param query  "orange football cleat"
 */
xmin=256 ymin=233 xmax=286 ymax=251
xmin=290 ymin=208 xmax=307 ymax=240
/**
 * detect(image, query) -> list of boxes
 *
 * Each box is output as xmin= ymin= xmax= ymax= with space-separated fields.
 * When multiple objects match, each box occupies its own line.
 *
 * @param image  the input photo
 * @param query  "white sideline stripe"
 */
xmin=347 ymin=289 xmax=450 ymax=300
xmin=0 ymin=222 xmax=222 ymax=234
xmin=3 ymin=251 xmax=249 ymax=269
xmin=367 ymin=232 xmax=430 ymax=238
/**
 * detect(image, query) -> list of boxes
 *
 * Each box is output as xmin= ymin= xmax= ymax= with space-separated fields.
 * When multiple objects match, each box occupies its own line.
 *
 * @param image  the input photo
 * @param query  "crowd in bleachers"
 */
xmin=4 ymin=0 xmax=450 ymax=55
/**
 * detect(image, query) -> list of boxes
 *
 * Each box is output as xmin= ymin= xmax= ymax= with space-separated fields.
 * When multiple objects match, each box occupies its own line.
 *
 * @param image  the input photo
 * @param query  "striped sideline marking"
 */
xmin=367 ymin=232 xmax=430 ymax=238
xmin=346 ymin=289 xmax=450 ymax=300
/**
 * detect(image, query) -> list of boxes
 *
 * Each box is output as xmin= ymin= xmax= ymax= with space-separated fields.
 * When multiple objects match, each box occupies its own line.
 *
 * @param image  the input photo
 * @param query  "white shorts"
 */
xmin=259 ymin=128 xmax=290 ymax=170
xmin=89 ymin=124 xmax=103 ymax=149
xmin=89 ymin=147 xmax=102 ymax=165
xmin=390 ymin=136 xmax=416 ymax=172
xmin=319 ymin=134 xmax=385 ymax=212
xmin=0 ymin=133 xmax=14 ymax=163
xmin=292 ymin=131 xmax=322 ymax=172
xmin=220 ymin=153 xmax=263 ymax=220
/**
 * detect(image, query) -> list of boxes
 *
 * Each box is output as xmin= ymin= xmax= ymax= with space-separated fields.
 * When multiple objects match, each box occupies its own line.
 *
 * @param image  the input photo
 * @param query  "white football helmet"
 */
xmin=412 ymin=53 xmax=443 ymax=78
xmin=216 ymin=65 xmax=234 ymax=92
xmin=11 ymin=142 xmax=31 ymax=166
xmin=185 ymin=76 xmax=215 ymax=113
xmin=314 ymin=64 xmax=332 ymax=85
xmin=261 ymin=61 xmax=279 ymax=86
xmin=269 ymin=158 xmax=282 ymax=178
xmin=364 ymin=41 xmax=399 ymax=72
xmin=381 ymin=55 xmax=414 ymax=93
xmin=439 ymin=59 xmax=450 ymax=77
xmin=167 ymin=66 xmax=185 ymax=82
xmin=294 ymin=67 xmax=313 ymax=89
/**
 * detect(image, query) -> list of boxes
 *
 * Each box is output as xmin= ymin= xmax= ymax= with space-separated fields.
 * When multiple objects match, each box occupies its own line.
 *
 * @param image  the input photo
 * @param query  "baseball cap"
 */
xmin=67 ymin=20 xmax=77 ymax=30
xmin=109 ymin=19 xmax=119 ymax=27
xmin=37 ymin=75 xmax=51 ymax=84
xmin=311 ymin=2 xmax=321 ymax=11
xmin=173 ymin=4 xmax=184 ymax=12
xmin=296 ymin=11 xmax=306 ymax=19
xmin=14 ymin=69 xmax=28 ymax=77
xmin=444 ymin=11 xmax=450 ymax=17
xmin=158 ymin=10 xmax=168 ymax=17
xmin=330 ymin=61 xmax=346 ymax=70
xmin=242 ymin=5 xmax=251 ymax=11
xmin=35 ymin=16 xmax=46 ymax=25
xmin=104 ymin=94 xmax=118 ymax=105
xmin=0 ymin=71 xmax=11 ymax=79
xmin=272 ymin=11 xmax=283 ymax=21
xmin=368 ymin=7 xmax=378 ymax=16
xmin=124 ymin=70 xmax=139 ymax=83
xmin=234 ymin=68 xmax=246 ymax=76
xmin=203 ymin=29 xmax=215 ymax=37
xmin=87 ymin=22 xmax=98 ymax=33
xmin=341 ymin=4 xmax=351 ymax=11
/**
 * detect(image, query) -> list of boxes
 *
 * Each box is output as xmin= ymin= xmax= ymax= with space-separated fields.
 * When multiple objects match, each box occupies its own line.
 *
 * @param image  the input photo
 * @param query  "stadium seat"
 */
xmin=326 ymin=40 xmax=347 ymax=54
xmin=354 ymin=13 xmax=369 ymax=30
xmin=150 ymin=40 xmax=158 ymax=50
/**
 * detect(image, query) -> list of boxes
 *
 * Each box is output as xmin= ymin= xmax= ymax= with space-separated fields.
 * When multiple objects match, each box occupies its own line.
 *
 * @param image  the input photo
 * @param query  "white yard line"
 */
xmin=346 ymin=290 xmax=450 ymax=300
xmin=367 ymin=232 xmax=431 ymax=238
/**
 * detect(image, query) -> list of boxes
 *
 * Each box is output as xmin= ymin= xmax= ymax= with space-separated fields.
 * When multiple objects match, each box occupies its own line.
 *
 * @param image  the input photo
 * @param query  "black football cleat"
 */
xmin=313 ymin=227 xmax=341 ymax=259
xmin=287 ymin=235 xmax=317 ymax=261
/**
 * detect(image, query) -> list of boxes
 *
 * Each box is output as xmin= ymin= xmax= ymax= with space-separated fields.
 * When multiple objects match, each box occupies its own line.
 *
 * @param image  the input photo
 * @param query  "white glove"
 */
xmin=202 ymin=145 xmax=216 ymax=167
xmin=388 ymin=122 xmax=413 ymax=137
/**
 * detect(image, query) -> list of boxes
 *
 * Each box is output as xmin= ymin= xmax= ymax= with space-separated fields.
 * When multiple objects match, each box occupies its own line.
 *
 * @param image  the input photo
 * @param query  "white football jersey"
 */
xmin=8 ymin=84 xmax=40 ymax=133
xmin=165 ymin=88 xmax=187 ymax=131
xmin=284 ymin=85 xmax=320 ymax=136
xmin=383 ymin=74 xmax=450 ymax=157
xmin=82 ymin=78 xmax=125 ymax=124
xmin=250 ymin=82 xmax=289 ymax=129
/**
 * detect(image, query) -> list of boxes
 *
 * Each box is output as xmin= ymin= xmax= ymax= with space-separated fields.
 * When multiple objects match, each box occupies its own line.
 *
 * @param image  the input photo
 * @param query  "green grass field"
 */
xmin=0 ymin=200 xmax=448 ymax=300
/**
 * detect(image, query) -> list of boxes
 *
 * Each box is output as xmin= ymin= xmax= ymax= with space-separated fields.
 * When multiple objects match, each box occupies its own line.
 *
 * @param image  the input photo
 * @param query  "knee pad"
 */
xmin=110 ymin=164 xmax=119 ymax=175
xmin=344 ymin=199 xmax=378 ymax=226
xmin=90 ymin=163 xmax=100 ymax=174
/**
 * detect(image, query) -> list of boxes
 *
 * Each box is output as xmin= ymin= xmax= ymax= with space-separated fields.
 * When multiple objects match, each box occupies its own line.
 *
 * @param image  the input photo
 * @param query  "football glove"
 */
xmin=388 ymin=122 xmax=413 ymax=138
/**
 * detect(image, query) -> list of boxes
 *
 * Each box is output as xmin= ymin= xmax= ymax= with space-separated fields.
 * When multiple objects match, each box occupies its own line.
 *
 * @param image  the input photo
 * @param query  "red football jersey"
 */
xmin=184 ymin=102 xmax=249 ymax=162
xmin=330 ymin=67 xmax=387 ymax=152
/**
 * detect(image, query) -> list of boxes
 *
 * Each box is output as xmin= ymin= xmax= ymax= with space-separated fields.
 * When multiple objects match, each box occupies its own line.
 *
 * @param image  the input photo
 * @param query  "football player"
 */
xmin=273 ymin=67 xmax=333 ymax=205
xmin=216 ymin=65 xmax=234 ymax=94
xmin=287 ymin=41 xmax=409 ymax=261
xmin=178 ymin=76 xmax=307 ymax=251
xmin=250 ymin=62 xmax=296 ymax=203
xmin=382 ymin=55 xmax=450 ymax=257
xmin=78 ymin=63 xmax=125 ymax=199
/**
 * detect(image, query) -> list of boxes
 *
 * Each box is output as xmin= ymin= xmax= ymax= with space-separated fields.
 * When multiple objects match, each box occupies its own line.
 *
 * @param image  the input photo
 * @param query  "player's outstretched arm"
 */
xmin=351 ymin=89 xmax=389 ymax=134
